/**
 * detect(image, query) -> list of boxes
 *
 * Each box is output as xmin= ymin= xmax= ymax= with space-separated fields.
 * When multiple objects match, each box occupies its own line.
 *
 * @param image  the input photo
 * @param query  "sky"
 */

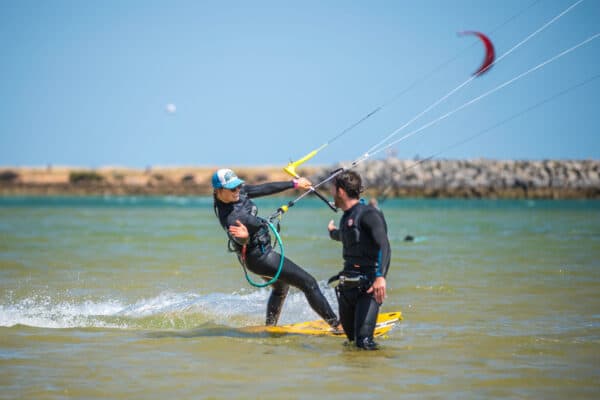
xmin=1 ymin=0 xmax=599 ymax=168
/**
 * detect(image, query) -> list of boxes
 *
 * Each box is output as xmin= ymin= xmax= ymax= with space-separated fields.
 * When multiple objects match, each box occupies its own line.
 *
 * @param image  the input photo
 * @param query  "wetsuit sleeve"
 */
xmin=329 ymin=229 xmax=341 ymax=241
xmin=226 ymin=210 xmax=263 ymax=233
xmin=244 ymin=181 xmax=295 ymax=198
xmin=361 ymin=209 xmax=391 ymax=278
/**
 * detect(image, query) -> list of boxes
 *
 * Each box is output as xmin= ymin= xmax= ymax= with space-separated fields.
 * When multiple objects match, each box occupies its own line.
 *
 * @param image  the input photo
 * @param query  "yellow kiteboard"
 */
xmin=242 ymin=311 xmax=402 ymax=338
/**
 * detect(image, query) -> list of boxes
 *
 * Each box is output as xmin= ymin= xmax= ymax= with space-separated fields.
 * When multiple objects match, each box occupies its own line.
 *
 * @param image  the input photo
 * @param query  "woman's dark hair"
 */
xmin=213 ymin=191 xmax=220 ymax=218
xmin=334 ymin=170 xmax=363 ymax=199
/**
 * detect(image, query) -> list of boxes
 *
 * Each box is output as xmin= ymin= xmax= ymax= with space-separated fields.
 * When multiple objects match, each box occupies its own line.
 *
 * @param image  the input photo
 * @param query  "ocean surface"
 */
xmin=1 ymin=196 xmax=599 ymax=399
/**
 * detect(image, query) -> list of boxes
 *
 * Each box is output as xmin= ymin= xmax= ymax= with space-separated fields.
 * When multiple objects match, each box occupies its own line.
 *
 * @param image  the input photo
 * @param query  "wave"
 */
xmin=0 ymin=285 xmax=337 ymax=330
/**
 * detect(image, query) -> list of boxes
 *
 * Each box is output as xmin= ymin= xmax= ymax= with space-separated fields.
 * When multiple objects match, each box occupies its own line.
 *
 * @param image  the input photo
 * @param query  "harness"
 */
xmin=327 ymin=271 xmax=373 ymax=301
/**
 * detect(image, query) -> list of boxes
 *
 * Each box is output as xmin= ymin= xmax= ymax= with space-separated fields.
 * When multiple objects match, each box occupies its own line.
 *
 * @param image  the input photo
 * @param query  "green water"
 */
xmin=1 ymin=197 xmax=599 ymax=399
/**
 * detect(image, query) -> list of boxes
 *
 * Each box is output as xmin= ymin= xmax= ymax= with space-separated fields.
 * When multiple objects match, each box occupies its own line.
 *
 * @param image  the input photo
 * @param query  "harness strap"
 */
xmin=328 ymin=271 xmax=371 ymax=289
xmin=241 ymin=244 xmax=247 ymax=263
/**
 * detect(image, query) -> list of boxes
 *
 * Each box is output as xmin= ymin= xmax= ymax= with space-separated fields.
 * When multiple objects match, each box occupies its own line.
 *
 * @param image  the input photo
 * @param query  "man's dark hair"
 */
xmin=334 ymin=170 xmax=363 ymax=199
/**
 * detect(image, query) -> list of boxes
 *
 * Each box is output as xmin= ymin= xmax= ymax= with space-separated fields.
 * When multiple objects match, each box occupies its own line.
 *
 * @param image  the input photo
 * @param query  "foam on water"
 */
xmin=0 ymin=282 xmax=337 ymax=330
xmin=0 ymin=294 xmax=125 ymax=329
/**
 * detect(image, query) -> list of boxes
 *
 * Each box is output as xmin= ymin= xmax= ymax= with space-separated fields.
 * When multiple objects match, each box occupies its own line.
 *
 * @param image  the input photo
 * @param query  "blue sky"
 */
xmin=1 ymin=0 xmax=599 ymax=168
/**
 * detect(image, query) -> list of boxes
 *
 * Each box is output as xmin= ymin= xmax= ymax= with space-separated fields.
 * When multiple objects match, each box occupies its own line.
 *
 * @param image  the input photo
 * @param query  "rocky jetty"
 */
xmin=0 ymin=160 xmax=598 ymax=198
xmin=333 ymin=159 xmax=600 ymax=199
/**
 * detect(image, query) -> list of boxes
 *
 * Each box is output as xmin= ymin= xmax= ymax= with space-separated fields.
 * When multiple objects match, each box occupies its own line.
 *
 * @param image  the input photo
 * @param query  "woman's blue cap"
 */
xmin=212 ymin=168 xmax=244 ymax=189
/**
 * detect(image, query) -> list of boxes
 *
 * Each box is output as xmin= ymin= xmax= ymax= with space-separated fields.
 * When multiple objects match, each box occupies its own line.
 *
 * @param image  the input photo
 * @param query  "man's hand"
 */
xmin=328 ymin=219 xmax=337 ymax=232
xmin=367 ymin=277 xmax=386 ymax=304
xmin=228 ymin=220 xmax=249 ymax=243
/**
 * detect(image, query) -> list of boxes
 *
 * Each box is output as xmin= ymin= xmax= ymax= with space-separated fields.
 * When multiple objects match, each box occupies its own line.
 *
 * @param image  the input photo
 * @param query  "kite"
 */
xmin=460 ymin=31 xmax=495 ymax=76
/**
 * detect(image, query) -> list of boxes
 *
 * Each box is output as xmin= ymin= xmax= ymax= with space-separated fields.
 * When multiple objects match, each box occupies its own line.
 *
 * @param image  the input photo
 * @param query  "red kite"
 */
xmin=460 ymin=31 xmax=495 ymax=76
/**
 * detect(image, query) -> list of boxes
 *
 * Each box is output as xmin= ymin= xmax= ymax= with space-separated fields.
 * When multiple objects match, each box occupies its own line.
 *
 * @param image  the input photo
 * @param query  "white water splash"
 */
xmin=0 ymin=294 xmax=125 ymax=329
xmin=0 ymin=282 xmax=338 ymax=329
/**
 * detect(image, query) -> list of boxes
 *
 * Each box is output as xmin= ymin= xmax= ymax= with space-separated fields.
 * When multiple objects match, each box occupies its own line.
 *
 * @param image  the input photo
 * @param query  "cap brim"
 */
xmin=223 ymin=178 xmax=244 ymax=189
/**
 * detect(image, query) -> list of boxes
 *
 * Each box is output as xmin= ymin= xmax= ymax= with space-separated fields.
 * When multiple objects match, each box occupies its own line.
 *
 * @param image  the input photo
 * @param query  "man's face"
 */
xmin=331 ymin=185 xmax=344 ymax=208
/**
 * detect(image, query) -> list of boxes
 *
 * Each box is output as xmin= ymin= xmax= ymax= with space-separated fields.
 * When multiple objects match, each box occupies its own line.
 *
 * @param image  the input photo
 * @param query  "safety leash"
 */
xmin=238 ymin=220 xmax=285 ymax=288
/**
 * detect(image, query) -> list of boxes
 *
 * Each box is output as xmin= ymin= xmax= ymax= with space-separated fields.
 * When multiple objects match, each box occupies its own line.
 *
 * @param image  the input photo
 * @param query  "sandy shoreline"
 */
xmin=1 ymin=160 xmax=599 ymax=198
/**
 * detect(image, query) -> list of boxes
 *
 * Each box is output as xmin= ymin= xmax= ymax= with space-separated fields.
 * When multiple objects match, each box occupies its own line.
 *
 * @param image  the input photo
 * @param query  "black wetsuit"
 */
xmin=214 ymin=181 xmax=339 ymax=327
xmin=329 ymin=202 xmax=391 ymax=349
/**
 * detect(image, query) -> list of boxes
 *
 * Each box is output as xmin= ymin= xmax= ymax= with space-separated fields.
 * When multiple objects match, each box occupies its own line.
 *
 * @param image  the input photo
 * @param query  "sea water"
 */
xmin=1 ymin=196 xmax=599 ymax=399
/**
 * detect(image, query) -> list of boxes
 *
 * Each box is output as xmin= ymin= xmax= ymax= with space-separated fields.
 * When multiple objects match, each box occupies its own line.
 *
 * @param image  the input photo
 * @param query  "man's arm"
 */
xmin=361 ymin=209 xmax=391 ymax=277
xmin=362 ymin=209 xmax=391 ymax=304
xmin=328 ymin=219 xmax=341 ymax=241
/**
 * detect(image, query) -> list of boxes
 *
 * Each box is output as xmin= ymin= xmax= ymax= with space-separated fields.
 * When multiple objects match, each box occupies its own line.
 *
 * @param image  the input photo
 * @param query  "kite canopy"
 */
xmin=460 ymin=31 xmax=495 ymax=76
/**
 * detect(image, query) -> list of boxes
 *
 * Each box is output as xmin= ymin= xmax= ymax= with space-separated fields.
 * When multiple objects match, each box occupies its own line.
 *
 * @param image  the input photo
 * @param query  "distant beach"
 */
xmin=1 ymin=159 xmax=598 ymax=198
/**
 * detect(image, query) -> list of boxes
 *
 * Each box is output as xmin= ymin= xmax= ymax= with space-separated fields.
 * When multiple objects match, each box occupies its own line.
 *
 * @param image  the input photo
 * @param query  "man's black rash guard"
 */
xmin=330 ymin=203 xmax=391 ymax=278
xmin=215 ymin=181 xmax=294 ymax=248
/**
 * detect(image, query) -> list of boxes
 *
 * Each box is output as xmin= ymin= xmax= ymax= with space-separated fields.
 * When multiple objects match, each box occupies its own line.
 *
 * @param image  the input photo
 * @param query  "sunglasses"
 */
xmin=225 ymin=186 xmax=241 ymax=192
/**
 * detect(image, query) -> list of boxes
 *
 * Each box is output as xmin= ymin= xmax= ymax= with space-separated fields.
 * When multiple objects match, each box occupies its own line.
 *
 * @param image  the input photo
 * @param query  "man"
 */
xmin=327 ymin=170 xmax=391 ymax=350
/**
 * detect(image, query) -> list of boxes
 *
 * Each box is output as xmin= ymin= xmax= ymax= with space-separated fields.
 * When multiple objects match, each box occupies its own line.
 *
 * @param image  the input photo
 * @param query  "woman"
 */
xmin=212 ymin=168 xmax=340 ymax=329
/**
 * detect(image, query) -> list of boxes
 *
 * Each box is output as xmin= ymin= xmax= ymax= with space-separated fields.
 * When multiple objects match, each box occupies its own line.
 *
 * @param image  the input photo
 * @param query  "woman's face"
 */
xmin=216 ymin=186 xmax=241 ymax=203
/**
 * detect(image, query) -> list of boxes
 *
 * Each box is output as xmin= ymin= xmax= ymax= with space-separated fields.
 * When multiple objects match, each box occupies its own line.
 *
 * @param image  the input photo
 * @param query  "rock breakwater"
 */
xmin=1 ymin=160 xmax=598 ymax=198
xmin=333 ymin=159 xmax=600 ymax=198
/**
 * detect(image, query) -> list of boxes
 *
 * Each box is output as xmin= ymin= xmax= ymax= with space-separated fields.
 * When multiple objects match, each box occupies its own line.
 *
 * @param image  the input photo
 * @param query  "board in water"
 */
xmin=242 ymin=311 xmax=402 ymax=337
